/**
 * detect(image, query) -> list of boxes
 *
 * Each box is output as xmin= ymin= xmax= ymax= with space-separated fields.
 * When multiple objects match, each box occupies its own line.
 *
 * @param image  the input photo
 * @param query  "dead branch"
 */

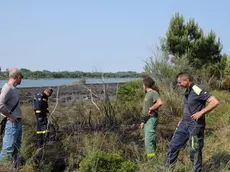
xmin=81 ymin=85 xmax=101 ymax=111
xmin=50 ymin=85 xmax=60 ymax=116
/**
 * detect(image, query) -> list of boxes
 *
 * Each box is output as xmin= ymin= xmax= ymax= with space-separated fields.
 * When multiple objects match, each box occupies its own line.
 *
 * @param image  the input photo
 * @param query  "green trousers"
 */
xmin=144 ymin=116 xmax=158 ymax=157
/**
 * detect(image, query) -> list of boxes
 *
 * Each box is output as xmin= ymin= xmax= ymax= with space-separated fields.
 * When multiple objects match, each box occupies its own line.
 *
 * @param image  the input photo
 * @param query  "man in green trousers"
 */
xmin=140 ymin=76 xmax=163 ymax=158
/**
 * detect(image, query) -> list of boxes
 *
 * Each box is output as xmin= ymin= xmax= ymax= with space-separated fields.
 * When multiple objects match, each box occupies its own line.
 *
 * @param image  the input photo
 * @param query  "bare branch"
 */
xmin=50 ymin=86 xmax=60 ymax=116
xmin=81 ymin=85 xmax=101 ymax=111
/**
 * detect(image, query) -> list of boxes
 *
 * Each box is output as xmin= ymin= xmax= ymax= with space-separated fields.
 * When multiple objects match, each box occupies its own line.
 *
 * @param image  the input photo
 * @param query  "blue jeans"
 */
xmin=0 ymin=119 xmax=22 ymax=161
xmin=166 ymin=120 xmax=204 ymax=172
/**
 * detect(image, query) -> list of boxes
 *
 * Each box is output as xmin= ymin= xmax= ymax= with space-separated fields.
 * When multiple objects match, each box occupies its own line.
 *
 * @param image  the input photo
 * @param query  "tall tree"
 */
xmin=165 ymin=13 xmax=225 ymax=70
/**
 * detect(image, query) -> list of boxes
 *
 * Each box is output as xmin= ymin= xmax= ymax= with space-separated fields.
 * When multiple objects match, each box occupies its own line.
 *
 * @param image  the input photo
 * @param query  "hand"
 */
xmin=177 ymin=120 xmax=181 ymax=127
xmin=191 ymin=112 xmax=203 ymax=121
xmin=140 ymin=122 xmax=144 ymax=129
xmin=8 ymin=116 xmax=17 ymax=127
xmin=148 ymin=108 xmax=155 ymax=116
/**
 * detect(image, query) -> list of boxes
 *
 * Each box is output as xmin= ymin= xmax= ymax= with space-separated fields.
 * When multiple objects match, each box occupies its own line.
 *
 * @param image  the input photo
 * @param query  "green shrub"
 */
xmin=117 ymin=80 xmax=144 ymax=104
xmin=114 ymin=80 xmax=144 ymax=124
xmin=79 ymin=151 xmax=136 ymax=172
xmin=118 ymin=161 xmax=137 ymax=172
xmin=222 ymin=76 xmax=230 ymax=91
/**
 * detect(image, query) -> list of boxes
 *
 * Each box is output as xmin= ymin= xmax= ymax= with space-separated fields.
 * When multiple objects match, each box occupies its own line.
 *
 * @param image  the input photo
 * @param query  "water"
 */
xmin=0 ymin=78 xmax=139 ymax=88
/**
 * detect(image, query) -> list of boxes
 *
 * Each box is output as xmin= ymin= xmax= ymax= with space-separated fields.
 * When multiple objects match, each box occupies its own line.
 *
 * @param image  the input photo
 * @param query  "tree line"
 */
xmin=0 ymin=68 xmax=142 ymax=80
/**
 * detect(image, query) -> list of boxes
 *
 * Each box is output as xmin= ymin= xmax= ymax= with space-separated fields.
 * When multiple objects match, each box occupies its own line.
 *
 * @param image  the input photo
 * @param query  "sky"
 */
xmin=0 ymin=0 xmax=229 ymax=73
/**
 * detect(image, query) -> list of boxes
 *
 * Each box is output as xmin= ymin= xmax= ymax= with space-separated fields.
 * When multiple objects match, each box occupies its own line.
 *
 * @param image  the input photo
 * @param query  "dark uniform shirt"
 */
xmin=34 ymin=90 xmax=49 ymax=115
xmin=183 ymin=82 xmax=211 ymax=125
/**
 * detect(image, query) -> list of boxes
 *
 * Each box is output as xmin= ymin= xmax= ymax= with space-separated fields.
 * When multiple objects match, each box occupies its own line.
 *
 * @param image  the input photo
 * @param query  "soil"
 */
xmin=18 ymin=83 xmax=124 ymax=104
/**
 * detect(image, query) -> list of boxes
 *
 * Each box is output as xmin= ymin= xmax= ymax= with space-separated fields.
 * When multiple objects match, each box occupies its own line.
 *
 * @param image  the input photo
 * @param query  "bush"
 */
xmin=222 ymin=76 xmax=230 ymax=91
xmin=118 ymin=161 xmax=137 ymax=172
xmin=114 ymin=80 xmax=144 ymax=124
xmin=117 ymin=80 xmax=144 ymax=104
xmin=79 ymin=151 xmax=136 ymax=172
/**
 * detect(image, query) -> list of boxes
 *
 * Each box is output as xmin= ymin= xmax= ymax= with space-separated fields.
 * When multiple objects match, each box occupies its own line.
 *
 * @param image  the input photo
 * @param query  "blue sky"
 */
xmin=0 ymin=0 xmax=229 ymax=72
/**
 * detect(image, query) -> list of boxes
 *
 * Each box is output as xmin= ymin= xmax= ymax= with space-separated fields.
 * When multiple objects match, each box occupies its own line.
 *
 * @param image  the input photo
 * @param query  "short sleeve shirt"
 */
xmin=142 ymin=90 xmax=160 ymax=116
xmin=183 ymin=82 xmax=211 ymax=125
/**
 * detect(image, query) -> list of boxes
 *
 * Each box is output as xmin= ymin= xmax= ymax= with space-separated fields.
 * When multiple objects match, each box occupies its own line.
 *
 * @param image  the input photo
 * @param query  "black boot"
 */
xmin=13 ymin=155 xmax=24 ymax=168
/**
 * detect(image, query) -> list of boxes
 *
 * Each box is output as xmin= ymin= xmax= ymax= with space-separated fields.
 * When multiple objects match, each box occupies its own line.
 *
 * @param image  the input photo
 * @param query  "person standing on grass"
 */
xmin=140 ymin=76 xmax=163 ymax=158
xmin=156 ymin=72 xmax=219 ymax=172
xmin=33 ymin=88 xmax=53 ymax=146
xmin=0 ymin=68 xmax=23 ymax=162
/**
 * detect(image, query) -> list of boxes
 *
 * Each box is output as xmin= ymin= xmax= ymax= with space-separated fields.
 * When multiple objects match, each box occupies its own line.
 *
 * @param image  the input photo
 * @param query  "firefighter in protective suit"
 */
xmin=33 ymin=88 xmax=53 ymax=146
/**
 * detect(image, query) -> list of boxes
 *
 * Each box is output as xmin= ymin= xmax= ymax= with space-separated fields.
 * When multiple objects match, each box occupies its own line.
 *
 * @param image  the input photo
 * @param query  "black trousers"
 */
xmin=35 ymin=114 xmax=49 ymax=146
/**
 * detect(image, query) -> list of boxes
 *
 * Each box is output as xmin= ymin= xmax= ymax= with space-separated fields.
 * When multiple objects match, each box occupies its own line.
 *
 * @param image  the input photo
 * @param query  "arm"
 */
xmin=149 ymin=98 xmax=163 ymax=114
xmin=140 ymin=99 xmax=163 ymax=128
xmin=0 ymin=87 xmax=17 ymax=124
xmin=34 ymin=94 xmax=43 ymax=112
xmin=191 ymin=96 xmax=219 ymax=121
xmin=200 ymin=96 xmax=219 ymax=114
xmin=34 ymin=94 xmax=49 ymax=115
xmin=140 ymin=96 xmax=163 ymax=128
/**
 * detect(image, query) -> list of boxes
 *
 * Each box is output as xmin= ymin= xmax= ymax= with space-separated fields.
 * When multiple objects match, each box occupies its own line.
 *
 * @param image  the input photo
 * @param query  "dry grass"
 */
xmin=2 ymin=87 xmax=229 ymax=172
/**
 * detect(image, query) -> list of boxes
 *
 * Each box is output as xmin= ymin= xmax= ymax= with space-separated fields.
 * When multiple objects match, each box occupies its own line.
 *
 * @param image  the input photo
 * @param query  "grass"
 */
xmin=0 ymin=161 xmax=16 ymax=172
xmin=136 ymin=90 xmax=230 ymax=172
xmin=1 ymin=84 xmax=230 ymax=171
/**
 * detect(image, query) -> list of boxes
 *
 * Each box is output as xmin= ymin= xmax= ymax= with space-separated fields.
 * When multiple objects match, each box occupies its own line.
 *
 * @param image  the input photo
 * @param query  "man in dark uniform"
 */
xmin=157 ymin=72 xmax=219 ymax=172
xmin=33 ymin=88 xmax=53 ymax=146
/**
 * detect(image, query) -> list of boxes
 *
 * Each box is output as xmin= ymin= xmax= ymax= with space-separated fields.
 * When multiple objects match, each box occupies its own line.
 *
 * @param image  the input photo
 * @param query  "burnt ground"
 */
xmin=18 ymin=83 xmax=123 ymax=104
xmin=0 ymin=82 xmax=178 ymax=172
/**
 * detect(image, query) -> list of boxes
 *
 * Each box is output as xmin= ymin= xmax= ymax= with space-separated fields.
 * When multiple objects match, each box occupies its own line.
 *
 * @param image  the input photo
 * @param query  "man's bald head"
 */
xmin=9 ymin=68 xmax=23 ymax=79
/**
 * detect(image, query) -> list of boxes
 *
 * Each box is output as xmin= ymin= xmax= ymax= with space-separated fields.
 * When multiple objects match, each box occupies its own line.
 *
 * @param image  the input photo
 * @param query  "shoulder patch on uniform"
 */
xmin=192 ymin=85 xmax=202 ymax=95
